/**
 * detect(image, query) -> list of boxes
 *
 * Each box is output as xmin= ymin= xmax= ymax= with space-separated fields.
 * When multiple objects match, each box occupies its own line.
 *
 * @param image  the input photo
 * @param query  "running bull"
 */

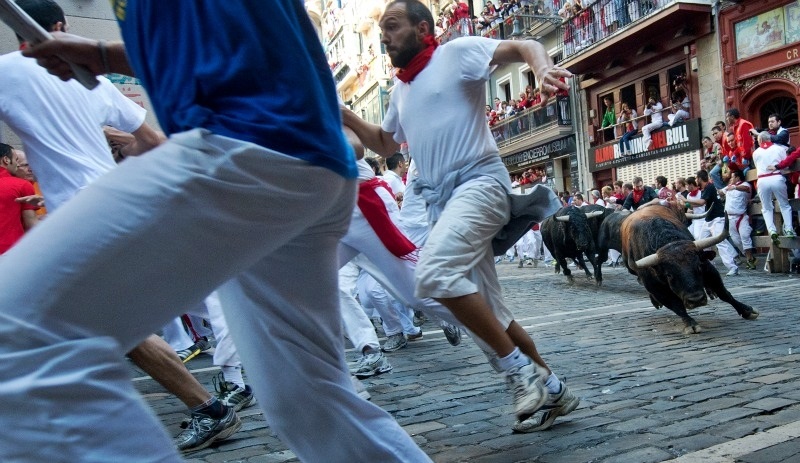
xmin=620 ymin=205 xmax=758 ymax=334
xmin=541 ymin=206 xmax=606 ymax=285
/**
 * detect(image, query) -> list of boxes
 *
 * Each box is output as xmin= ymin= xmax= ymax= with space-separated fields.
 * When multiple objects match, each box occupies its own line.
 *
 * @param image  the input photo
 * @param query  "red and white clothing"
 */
xmin=0 ymin=168 xmax=36 ymax=254
xmin=724 ymin=181 xmax=753 ymax=253
xmin=686 ymin=189 xmax=705 ymax=240
xmin=754 ymin=143 xmax=793 ymax=234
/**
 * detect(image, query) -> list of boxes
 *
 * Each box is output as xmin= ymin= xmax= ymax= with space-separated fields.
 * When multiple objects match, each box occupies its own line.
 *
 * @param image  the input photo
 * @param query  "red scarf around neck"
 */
xmin=395 ymin=35 xmax=438 ymax=83
xmin=632 ymin=188 xmax=644 ymax=204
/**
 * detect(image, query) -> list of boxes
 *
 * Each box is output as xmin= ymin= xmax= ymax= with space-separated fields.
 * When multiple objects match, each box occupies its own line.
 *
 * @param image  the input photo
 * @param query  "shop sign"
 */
xmin=589 ymin=119 xmax=702 ymax=172
xmin=502 ymin=135 xmax=576 ymax=171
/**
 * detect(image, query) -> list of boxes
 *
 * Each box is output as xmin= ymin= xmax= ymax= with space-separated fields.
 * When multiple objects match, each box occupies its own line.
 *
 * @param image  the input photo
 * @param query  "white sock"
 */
xmin=497 ymin=347 xmax=530 ymax=372
xmin=221 ymin=365 xmax=245 ymax=389
xmin=545 ymin=372 xmax=562 ymax=394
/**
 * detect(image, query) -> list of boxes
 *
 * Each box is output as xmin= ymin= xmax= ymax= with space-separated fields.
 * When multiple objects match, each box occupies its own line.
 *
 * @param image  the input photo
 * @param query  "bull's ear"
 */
xmin=701 ymin=250 xmax=716 ymax=261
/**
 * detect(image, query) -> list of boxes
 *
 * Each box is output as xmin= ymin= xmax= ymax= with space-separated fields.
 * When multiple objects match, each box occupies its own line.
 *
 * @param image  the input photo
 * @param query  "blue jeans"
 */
xmin=620 ymin=129 xmax=637 ymax=153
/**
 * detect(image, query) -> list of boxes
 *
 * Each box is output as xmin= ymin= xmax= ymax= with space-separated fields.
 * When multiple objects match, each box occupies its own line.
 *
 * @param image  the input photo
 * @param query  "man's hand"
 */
xmin=15 ymin=195 xmax=45 ymax=208
xmin=536 ymin=65 xmax=572 ymax=103
xmin=21 ymin=32 xmax=105 ymax=81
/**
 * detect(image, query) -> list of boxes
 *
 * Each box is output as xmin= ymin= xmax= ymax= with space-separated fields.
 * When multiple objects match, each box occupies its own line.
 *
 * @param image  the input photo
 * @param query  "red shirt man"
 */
xmin=0 ymin=144 xmax=37 ymax=254
xmin=725 ymin=108 xmax=755 ymax=162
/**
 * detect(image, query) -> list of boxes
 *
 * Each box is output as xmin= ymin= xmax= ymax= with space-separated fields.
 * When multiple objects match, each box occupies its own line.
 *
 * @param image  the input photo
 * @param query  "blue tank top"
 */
xmin=112 ymin=0 xmax=357 ymax=179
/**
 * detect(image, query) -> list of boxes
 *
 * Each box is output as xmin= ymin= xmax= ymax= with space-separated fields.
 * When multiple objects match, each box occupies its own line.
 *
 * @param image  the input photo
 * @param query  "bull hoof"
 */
xmin=595 ymin=279 xmax=603 ymax=287
xmin=566 ymin=275 xmax=575 ymax=285
xmin=744 ymin=308 xmax=759 ymax=320
xmin=682 ymin=325 xmax=703 ymax=335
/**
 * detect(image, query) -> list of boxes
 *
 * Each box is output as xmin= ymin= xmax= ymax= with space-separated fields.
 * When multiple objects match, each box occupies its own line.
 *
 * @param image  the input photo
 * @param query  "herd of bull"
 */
xmin=539 ymin=203 xmax=759 ymax=334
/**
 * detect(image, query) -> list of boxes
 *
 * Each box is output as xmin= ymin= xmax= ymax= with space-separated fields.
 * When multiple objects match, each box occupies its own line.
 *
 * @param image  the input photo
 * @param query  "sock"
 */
xmin=545 ymin=372 xmax=562 ymax=394
xmin=222 ymin=365 xmax=245 ymax=389
xmin=192 ymin=397 xmax=226 ymax=418
xmin=497 ymin=347 xmax=530 ymax=372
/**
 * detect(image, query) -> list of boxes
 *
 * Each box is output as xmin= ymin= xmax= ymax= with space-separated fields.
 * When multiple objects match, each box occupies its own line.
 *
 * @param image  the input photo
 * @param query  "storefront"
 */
xmin=718 ymin=0 xmax=800 ymax=144
xmin=502 ymin=135 xmax=576 ymax=193
xmin=588 ymin=119 xmax=703 ymax=185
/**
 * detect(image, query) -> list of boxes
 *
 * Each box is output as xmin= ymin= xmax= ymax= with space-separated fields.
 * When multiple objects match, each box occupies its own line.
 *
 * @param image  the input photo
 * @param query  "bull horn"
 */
xmin=555 ymin=215 xmax=570 ymax=222
xmin=635 ymin=252 xmax=660 ymax=268
xmin=585 ymin=210 xmax=605 ymax=218
xmin=693 ymin=213 xmax=730 ymax=249
xmin=685 ymin=209 xmax=710 ymax=220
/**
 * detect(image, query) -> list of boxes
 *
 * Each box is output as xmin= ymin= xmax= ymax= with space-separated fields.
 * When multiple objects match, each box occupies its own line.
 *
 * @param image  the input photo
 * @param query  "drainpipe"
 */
xmin=571 ymin=75 xmax=591 ymax=192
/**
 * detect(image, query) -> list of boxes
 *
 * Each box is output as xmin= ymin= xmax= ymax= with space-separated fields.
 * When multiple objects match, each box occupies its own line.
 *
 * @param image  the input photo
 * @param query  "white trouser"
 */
xmin=161 ymin=316 xmax=195 ymax=351
xmin=187 ymin=292 xmax=240 ymax=369
xmin=689 ymin=218 xmax=704 ymax=240
xmin=0 ymin=129 xmax=429 ymax=463
xmin=530 ymin=229 xmax=543 ymax=259
xmin=357 ymin=270 xmax=419 ymax=337
xmin=700 ymin=217 xmax=738 ymax=271
xmin=758 ymin=176 xmax=794 ymax=234
xmin=339 ymin=262 xmax=381 ymax=353
xmin=641 ymin=121 xmax=662 ymax=147
xmin=727 ymin=213 xmax=753 ymax=253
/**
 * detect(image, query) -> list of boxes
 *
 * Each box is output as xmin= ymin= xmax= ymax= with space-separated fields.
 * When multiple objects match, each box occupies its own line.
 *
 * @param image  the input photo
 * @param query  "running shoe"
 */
xmin=174 ymin=406 xmax=241 ymax=452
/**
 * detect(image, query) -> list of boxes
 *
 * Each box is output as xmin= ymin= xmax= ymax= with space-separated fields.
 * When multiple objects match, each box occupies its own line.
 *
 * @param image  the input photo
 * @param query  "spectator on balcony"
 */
xmin=628 ymin=0 xmax=641 ymax=22
xmin=641 ymin=97 xmax=664 ymax=150
xmin=559 ymin=1 xmax=575 ymax=55
xmin=617 ymin=102 xmax=638 ymax=156
xmin=533 ymin=0 xmax=546 ymax=15
xmin=600 ymin=97 xmax=616 ymax=143
xmin=667 ymin=91 xmax=690 ymax=127
xmin=726 ymin=108 xmax=755 ymax=163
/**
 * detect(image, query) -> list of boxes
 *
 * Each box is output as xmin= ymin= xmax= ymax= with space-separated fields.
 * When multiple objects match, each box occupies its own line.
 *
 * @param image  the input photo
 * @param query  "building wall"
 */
xmin=617 ymin=150 xmax=699 ymax=186
xmin=695 ymin=30 xmax=725 ymax=137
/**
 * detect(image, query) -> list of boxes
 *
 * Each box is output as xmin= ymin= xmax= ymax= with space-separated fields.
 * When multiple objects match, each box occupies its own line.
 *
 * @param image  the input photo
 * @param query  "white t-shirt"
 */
xmin=0 ymin=51 xmax=146 ymax=210
xmin=753 ymin=143 xmax=787 ymax=174
xmin=382 ymin=37 xmax=508 ymax=190
xmin=724 ymin=182 xmax=751 ymax=215
xmin=645 ymin=102 xmax=663 ymax=125
xmin=382 ymin=169 xmax=405 ymax=197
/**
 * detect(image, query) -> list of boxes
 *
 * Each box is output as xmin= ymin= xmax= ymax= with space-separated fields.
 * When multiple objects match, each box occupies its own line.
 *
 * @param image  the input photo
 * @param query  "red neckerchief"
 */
xmin=632 ymin=188 xmax=644 ymax=204
xmin=395 ymin=35 xmax=438 ymax=84
xmin=760 ymin=141 xmax=773 ymax=149
xmin=357 ymin=178 xmax=418 ymax=261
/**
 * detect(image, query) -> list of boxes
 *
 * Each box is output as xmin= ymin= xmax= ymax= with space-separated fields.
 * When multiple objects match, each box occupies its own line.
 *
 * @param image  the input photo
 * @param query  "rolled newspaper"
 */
xmin=0 ymin=0 xmax=98 ymax=89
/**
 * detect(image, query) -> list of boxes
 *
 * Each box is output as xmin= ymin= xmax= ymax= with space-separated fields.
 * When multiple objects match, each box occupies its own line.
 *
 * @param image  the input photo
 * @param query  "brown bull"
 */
xmin=620 ymin=204 xmax=758 ymax=334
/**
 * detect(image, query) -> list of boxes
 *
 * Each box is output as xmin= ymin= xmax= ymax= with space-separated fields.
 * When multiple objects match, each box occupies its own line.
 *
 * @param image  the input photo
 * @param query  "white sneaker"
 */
xmin=505 ymin=363 xmax=549 ymax=418
xmin=513 ymin=381 xmax=580 ymax=432
xmin=726 ymin=267 xmax=739 ymax=276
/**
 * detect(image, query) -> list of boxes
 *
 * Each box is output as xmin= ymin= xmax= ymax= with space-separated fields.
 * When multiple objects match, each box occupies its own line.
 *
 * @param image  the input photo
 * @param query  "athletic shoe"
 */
xmin=726 ymin=267 xmax=739 ymax=276
xmin=505 ymin=362 xmax=549 ymax=418
xmin=518 ymin=258 xmax=524 ymax=268
xmin=412 ymin=310 xmax=427 ymax=327
xmin=770 ymin=231 xmax=781 ymax=246
xmin=513 ymin=381 xmax=580 ymax=433
xmin=176 ymin=337 xmax=213 ymax=363
xmin=213 ymin=374 xmax=257 ymax=411
xmin=441 ymin=322 xmax=462 ymax=346
xmin=494 ymin=256 xmax=503 ymax=264
xmin=351 ymin=375 xmax=371 ymax=400
xmin=193 ymin=336 xmax=213 ymax=353
xmin=746 ymin=257 xmax=757 ymax=270
xmin=381 ymin=333 xmax=407 ymax=352
xmin=174 ymin=406 xmax=241 ymax=453
xmin=406 ymin=331 xmax=423 ymax=341
xmin=351 ymin=350 xmax=393 ymax=378
xmin=784 ymin=230 xmax=796 ymax=238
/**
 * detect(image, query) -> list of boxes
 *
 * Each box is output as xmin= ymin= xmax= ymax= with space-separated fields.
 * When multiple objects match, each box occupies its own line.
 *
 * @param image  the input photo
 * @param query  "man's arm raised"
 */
xmin=341 ymin=106 xmax=399 ymax=158
xmin=490 ymin=40 xmax=571 ymax=103
xmin=22 ymin=32 xmax=135 ymax=81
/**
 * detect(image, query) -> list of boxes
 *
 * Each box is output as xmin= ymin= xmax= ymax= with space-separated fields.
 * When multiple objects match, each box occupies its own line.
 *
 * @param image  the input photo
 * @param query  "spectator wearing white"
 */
xmin=721 ymin=169 xmax=756 ymax=269
xmin=383 ymin=152 xmax=407 ymax=200
xmin=641 ymin=97 xmax=664 ymax=151
xmin=757 ymin=132 xmax=796 ymax=241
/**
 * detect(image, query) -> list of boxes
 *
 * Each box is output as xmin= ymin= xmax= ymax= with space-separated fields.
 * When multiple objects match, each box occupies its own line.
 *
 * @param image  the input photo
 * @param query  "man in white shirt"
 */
xmin=383 ymin=151 xmax=407 ymax=199
xmin=721 ymin=169 xmax=756 ymax=270
xmin=641 ymin=97 xmax=664 ymax=151
xmin=754 ymin=132 xmax=795 ymax=242
xmin=343 ymin=0 xmax=578 ymax=434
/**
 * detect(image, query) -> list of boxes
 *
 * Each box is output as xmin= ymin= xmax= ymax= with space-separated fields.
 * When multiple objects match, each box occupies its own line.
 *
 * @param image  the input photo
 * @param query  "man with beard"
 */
xmin=342 ymin=0 xmax=579 ymax=433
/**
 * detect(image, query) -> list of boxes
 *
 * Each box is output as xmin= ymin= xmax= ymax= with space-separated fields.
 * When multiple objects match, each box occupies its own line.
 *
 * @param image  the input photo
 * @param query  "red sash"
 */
xmin=357 ymin=178 xmax=418 ymax=261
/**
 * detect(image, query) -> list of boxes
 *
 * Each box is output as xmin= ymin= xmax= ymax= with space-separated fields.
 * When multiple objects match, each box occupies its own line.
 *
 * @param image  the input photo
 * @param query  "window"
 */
xmin=619 ymin=85 xmax=636 ymax=112
xmin=502 ymin=81 xmax=511 ymax=103
xmin=643 ymin=76 xmax=660 ymax=104
xmin=758 ymin=96 xmax=798 ymax=130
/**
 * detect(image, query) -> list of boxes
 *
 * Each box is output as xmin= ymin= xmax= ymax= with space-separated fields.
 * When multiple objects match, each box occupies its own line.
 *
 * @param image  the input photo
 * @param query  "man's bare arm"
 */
xmin=22 ymin=209 xmax=38 ymax=230
xmin=341 ymin=106 xmax=399 ymax=158
xmin=490 ymin=40 xmax=571 ymax=103
xmin=22 ymin=32 xmax=135 ymax=81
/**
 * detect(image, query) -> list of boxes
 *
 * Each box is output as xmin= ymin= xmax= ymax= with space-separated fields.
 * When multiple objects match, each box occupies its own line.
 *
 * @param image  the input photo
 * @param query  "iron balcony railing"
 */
xmin=437 ymin=2 xmax=563 ymax=45
xmin=556 ymin=0 xmax=676 ymax=61
xmin=491 ymin=97 xmax=572 ymax=149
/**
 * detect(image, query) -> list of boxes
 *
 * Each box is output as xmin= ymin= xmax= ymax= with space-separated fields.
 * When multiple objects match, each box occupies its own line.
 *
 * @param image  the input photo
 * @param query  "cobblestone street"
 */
xmin=132 ymin=258 xmax=800 ymax=463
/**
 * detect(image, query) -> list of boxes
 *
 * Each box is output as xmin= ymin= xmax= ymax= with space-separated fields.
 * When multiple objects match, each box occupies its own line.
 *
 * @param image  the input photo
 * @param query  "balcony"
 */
xmin=492 ymin=97 xmax=572 ymax=155
xmin=438 ymin=3 xmax=563 ymax=44
xmin=555 ymin=0 xmax=712 ymax=75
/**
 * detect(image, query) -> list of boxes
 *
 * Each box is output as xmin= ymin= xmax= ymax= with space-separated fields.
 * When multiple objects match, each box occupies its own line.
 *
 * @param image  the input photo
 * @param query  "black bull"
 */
xmin=541 ymin=205 xmax=611 ymax=285
xmin=619 ymin=206 xmax=758 ymax=334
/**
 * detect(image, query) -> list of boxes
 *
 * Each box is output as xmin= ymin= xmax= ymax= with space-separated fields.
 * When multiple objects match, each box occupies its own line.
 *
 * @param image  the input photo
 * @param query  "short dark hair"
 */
xmin=702 ymin=136 xmax=712 ymax=143
xmin=714 ymin=120 xmax=726 ymax=130
xmin=768 ymin=113 xmax=781 ymax=123
xmin=386 ymin=152 xmax=405 ymax=171
xmin=686 ymin=176 xmax=697 ymax=187
xmin=726 ymin=108 xmax=740 ymax=119
xmin=0 ymin=143 xmax=13 ymax=160
xmin=696 ymin=170 xmax=709 ymax=182
xmin=730 ymin=169 xmax=744 ymax=181
xmin=386 ymin=0 xmax=435 ymax=36
xmin=623 ymin=182 xmax=633 ymax=190
xmin=15 ymin=0 xmax=66 ymax=32
xmin=655 ymin=176 xmax=668 ymax=188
